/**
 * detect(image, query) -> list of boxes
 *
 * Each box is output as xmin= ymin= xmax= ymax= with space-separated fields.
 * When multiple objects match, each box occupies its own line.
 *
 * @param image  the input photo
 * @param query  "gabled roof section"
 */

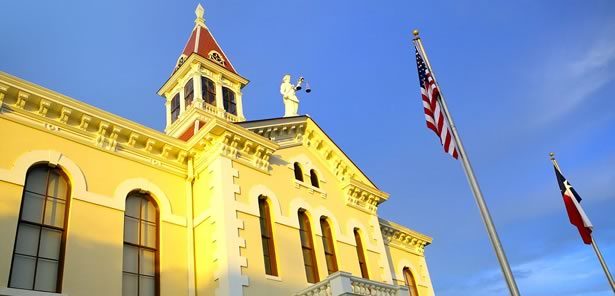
xmin=237 ymin=115 xmax=380 ymax=190
xmin=175 ymin=4 xmax=237 ymax=74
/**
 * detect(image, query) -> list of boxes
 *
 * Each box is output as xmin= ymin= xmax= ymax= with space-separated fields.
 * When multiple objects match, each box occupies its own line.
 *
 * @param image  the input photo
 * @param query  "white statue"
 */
xmin=280 ymin=74 xmax=301 ymax=117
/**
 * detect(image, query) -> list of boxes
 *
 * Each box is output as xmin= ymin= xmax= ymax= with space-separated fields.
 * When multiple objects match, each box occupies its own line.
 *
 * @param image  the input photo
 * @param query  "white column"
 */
xmin=179 ymin=88 xmax=186 ymax=115
xmin=235 ymin=90 xmax=245 ymax=121
xmin=165 ymin=100 xmax=172 ymax=129
xmin=193 ymin=73 xmax=203 ymax=108
xmin=215 ymin=77 xmax=224 ymax=118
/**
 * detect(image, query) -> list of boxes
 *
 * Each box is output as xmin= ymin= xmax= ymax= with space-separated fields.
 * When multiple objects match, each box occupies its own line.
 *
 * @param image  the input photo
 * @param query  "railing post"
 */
xmin=329 ymin=272 xmax=353 ymax=296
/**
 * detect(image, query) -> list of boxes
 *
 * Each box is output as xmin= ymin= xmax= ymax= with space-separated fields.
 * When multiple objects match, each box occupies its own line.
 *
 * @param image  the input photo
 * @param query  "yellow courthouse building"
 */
xmin=0 ymin=4 xmax=435 ymax=296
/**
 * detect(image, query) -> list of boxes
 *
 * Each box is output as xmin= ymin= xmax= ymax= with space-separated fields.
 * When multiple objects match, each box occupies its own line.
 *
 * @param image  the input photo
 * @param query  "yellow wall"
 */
xmin=0 ymin=117 xmax=190 ymax=295
xmin=233 ymin=145 xmax=395 ymax=295
xmin=385 ymin=243 xmax=435 ymax=296
xmin=0 ymin=71 xmax=436 ymax=296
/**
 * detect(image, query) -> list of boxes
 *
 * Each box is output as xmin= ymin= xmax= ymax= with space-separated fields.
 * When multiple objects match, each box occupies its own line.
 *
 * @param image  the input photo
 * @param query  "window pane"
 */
xmin=124 ymin=217 xmax=139 ymax=244
xmin=22 ymin=192 xmax=45 ymax=223
xmin=15 ymin=223 xmax=40 ymax=256
xmin=25 ymin=167 xmax=48 ymax=195
xmin=123 ymin=245 xmax=138 ymax=273
xmin=141 ymin=200 xmax=156 ymax=223
xmin=300 ymin=230 xmax=312 ymax=248
xmin=140 ymin=249 xmax=155 ymax=276
xmin=43 ymin=198 xmax=66 ymax=228
xmin=47 ymin=172 xmax=68 ymax=200
xmin=140 ymin=221 xmax=156 ymax=248
xmin=264 ymin=256 xmax=272 ymax=275
xmin=139 ymin=275 xmax=155 ymax=296
xmin=261 ymin=239 xmax=269 ymax=256
xmin=125 ymin=196 xmax=141 ymax=218
xmin=123 ymin=273 xmax=138 ymax=296
xmin=326 ymin=254 xmax=337 ymax=273
xmin=259 ymin=218 xmax=267 ymax=235
xmin=9 ymin=254 xmax=36 ymax=289
xmin=39 ymin=228 xmax=62 ymax=260
xmin=34 ymin=258 xmax=58 ymax=292
xmin=304 ymin=265 xmax=315 ymax=283
xmin=302 ymin=248 xmax=313 ymax=263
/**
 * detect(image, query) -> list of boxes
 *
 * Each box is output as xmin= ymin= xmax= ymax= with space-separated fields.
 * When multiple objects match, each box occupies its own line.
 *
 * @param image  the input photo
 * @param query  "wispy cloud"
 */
xmin=439 ymin=243 xmax=615 ymax=296
xmin=532 ymin=24 xmax=615 ymax=125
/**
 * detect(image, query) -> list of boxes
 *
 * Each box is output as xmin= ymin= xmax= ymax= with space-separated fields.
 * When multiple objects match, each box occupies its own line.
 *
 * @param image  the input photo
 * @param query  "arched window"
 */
xmin=123 ymin=192 xmax=159 ymax=296
xmin=222 ymin=87 xmax=236 ymax=115
xmin=403 ymin=267 xmax=419 ymax=296
xmin=293 ymin=162 xmax=304 ymax=182
xmin=9 ymin=164 xmax=70 ymax=292
xmin=354 ymin=228 xmax=369 ymax=279
xmin=310 ymin=169 xmax=319 ymax=188
xmin=208 ymin=51 xmax=225 ymax=66
xmin=319 ymin=217 xmax=338 ymax=275
xmin=184 ymin=78 xmax=194 ymax=107
xmin=170 ymin=94 xmax=180 ymax=123
xmin=258 ymin=196 xmax=277 ymax=276
xmin=298 ymin=209 xmax=319 ymax=283
xmin=201 ymin=77 xmax=216 ymax=105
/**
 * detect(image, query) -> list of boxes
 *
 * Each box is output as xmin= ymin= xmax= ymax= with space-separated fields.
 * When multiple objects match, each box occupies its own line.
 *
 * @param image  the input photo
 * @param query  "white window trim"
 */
xmin=265 ymin=274 xmax=283 ymax=282
xmin=0 ymin=287 xmax=67 ymax=296
xmin=294 ymin=179 xmax=327 ymax=198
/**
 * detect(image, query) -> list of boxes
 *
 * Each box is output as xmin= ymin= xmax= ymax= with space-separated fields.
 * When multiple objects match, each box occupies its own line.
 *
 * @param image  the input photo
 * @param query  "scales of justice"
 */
xmin=280 ymin=74 xmax=311 ymax=117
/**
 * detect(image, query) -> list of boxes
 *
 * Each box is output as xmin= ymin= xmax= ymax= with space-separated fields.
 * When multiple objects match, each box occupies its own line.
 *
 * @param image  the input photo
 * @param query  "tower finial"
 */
xmin=195 ymin=4 xmax=205 ymax=26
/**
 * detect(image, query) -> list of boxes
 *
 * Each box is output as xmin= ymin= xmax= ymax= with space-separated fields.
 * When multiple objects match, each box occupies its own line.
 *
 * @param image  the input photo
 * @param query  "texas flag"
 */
xmin=554 ymin=166 xmax=593 ymax=244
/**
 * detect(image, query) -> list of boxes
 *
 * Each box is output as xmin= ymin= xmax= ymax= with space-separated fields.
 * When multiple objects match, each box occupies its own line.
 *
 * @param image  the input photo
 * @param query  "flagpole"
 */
xmin=550 ymin=153 xmax=615 ymax=293
xmin=412 ymin=30 xmax=521 ymax=296
xmin=591 ymin=237 xmax=615 ymax=292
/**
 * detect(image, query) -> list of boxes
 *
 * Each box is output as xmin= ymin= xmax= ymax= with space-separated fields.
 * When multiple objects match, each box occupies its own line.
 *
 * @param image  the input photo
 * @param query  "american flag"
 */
xmin=415 ymin=47 xmax=459 ymax=159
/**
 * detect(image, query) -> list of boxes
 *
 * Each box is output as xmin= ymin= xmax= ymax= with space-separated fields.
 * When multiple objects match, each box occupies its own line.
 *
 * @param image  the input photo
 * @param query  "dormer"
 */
xmin=158 ymin=4 xmax=249 ymax=140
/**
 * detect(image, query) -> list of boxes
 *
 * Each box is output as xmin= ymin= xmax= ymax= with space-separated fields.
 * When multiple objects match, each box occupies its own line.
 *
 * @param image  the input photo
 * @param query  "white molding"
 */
xmin=286 ymin=153 xmax=327 ymax=184
xmin=0 ymin=287 xmax=67 ymax=296
xmin=0 ymin=150 xmax=186 ymax=226
xmin=113 ymin=178 xmax=186 ymax=226
xmin=394 ymin=260 xmax=430 ymax=290
xmin=237 ymin=185 xmax=382 ymax=252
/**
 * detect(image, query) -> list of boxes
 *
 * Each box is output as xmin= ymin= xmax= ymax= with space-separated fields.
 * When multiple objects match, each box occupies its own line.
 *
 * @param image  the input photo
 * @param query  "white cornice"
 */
xmin=343 ymin=178 xmax=389 ymax=215
xmin=0 ymin=72 xmax=278 ymax=176
xmin=379 ymin=218 xmax=432 ymax=256
xmin=158 ymin=53 xmax=248 ymax=97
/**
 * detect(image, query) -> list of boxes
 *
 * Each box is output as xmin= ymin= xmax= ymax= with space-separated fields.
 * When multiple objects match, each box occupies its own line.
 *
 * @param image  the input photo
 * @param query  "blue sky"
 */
xmin=1 ymin=1 xmax=614 ymax=295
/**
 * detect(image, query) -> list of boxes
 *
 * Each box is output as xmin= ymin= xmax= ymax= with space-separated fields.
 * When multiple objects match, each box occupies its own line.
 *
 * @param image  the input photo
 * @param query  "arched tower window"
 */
xmin=170 ymin=94 xmax=180 ymax=123
xmin=184 ymin=78 xmax=194 ymax=107
xmin=222 ymin=87 xmax=236 ymax=115
xmin=319 ymin=217 xmax=338 ymax=275
xmin=298 ymin=209 xmax=319 ymax=283
xmin=403 ymin=267 xmax=419 ymax=296
xmin=208 ymin=51 xmax=225 ymax=66
xmin=310 ymin=169 xmax=319 ymax=188
xmin=354 ymin=228 xmax=369 ymax=279
xmin=293 ymin=162 xmax=304 ymax=182
xmin=201 ymin=76 xmax=216 ymax=105
xmin=9 ymin=164 xmax=71 ymax=292
xmin=122 ymin=192 xmax=159 ymax=296
xmin=258 ymin=196 xmax=278 ymax=276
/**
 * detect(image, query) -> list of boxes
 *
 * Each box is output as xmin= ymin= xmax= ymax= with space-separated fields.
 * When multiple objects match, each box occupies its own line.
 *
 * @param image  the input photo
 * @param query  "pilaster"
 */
xmin=193 ymin=71 xmax=204 ymax=108
xmin=211 ymin=157 xmax=248 ymax=296
xmin=165 ymin=100 xmax=172 ymax=129
xmin=235 ymin=90 xmax=245 ymax=121
xmin=180 ymin=87 xmax=186 ymax=114
xmin=214 ymin=74 xmax=224 ymax=117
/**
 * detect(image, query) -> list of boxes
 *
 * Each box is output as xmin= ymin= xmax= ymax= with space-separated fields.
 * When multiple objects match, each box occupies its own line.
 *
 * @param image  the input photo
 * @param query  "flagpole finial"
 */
xmin=412 ymin=29 xmax=420 ymax=37
xmin=549 ymin=152 xmax=555 ymax=160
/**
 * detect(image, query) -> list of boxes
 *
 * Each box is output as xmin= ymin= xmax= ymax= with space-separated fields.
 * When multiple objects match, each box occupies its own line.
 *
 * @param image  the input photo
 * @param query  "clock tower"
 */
xmin=158 ymin=4 xmax=248 ymax=141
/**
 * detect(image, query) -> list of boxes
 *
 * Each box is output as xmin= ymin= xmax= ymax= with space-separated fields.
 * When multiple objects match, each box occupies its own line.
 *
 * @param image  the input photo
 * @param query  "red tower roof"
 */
xmin=176 ymin=4 xmax=237 ymax=74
